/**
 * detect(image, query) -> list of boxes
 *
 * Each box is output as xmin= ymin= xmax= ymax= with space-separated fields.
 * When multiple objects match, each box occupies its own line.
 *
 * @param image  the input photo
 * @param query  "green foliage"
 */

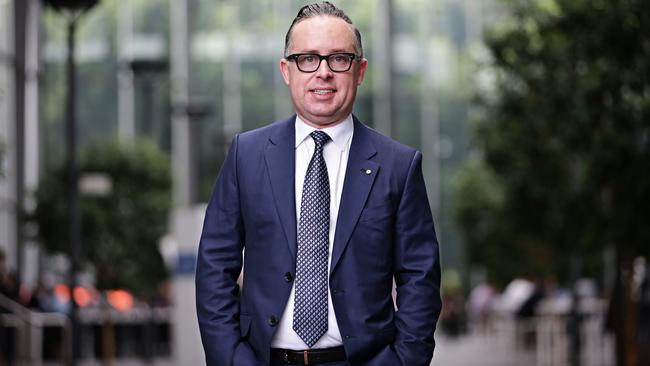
xmin=33 ymin=140 xmax=171 ymax=298
xmin=454 ymin=0 xmax=650 ymax=286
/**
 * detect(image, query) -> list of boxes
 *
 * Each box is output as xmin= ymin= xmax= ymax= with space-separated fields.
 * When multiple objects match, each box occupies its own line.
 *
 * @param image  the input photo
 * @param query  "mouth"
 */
xmin=310 ymin=88 xmax=336 ymax=95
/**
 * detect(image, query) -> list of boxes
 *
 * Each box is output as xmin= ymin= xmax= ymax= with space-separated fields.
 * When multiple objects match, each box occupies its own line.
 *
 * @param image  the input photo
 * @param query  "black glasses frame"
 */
xmin=285 ymin=52 xmax=359 ymax=73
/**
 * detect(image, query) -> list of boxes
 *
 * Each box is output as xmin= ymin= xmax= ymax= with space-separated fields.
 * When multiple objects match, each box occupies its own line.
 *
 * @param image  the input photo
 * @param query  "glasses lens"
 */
xmin=328 ymin=54 xmax=353 ymax=72
xmin=296 ymin=54 xmax=319 ymax=72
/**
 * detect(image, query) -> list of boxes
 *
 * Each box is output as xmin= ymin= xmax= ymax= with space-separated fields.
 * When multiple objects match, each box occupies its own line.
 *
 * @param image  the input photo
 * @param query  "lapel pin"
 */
xmin=365 ymin=169 xmax=372 ymax=175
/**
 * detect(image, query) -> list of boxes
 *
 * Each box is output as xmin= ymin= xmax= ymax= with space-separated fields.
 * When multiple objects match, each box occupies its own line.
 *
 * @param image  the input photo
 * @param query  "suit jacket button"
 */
xmin=268 ymin=316 xmax=279 ymax=326
xmin=284 ymin=272 xmax=293 ymax=282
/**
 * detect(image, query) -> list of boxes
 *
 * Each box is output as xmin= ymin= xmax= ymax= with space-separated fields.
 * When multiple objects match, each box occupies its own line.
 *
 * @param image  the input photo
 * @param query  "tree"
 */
xmin=454 ymin=0 xmax=649 ymax=364
xmin=33 ymin=140 xmax=171 ymax=299
xmin=456 ymin=0 xmax=650 ymax=284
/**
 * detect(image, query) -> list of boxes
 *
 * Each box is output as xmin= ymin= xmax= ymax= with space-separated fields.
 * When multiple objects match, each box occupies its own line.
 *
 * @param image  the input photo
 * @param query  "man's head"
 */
xmin=280 ymin=2 xmax=367 ymax=128
xmin=284 ymin=2 xmax=364 ymax=58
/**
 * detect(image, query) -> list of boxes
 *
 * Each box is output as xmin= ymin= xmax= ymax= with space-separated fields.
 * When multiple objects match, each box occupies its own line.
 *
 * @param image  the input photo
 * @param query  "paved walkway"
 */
xmin=65 ymin=333 xmax=535 ymax=366
xmin=432 ymin=333 xmax=536 ymax=366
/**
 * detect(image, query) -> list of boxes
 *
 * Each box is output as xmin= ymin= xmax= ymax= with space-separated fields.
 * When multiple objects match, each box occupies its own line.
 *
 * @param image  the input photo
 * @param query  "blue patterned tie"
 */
xmin=293 ymin=130 xmax=331 ymax=348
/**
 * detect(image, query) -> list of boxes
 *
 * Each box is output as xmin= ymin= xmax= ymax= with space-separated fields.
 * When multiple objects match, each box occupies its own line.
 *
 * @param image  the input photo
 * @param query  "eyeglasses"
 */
xmin=285 ymin=52 xmax=359 ymax=73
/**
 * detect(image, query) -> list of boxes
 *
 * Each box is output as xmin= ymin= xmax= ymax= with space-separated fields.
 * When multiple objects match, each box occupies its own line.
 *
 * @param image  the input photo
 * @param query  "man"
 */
xmin=196 ymin=2 xmax=441 ymax=365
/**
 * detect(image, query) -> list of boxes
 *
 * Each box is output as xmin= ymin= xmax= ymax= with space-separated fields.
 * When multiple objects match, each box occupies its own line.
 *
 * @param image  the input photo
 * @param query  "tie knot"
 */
xmin=310 ymin=130 xmax=331 ymax=147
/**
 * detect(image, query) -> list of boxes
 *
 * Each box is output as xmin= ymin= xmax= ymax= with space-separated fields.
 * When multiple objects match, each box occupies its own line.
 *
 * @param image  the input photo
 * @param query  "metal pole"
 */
xmin=65 ymin=17 xmax=81 ymax=366
xmin=569 ymin=253 xmax=582 ymax=366
xmin=14 ymin=0 xmax=27 ymax=283
xmin=142 ymin=79 xmax=154 ymax=137
xmin=614 ymin=249 xmax=626 ymax=366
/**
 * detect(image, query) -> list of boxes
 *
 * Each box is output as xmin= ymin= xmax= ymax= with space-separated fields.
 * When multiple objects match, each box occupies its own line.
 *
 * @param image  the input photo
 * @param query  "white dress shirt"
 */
xmin=270 ymin=114 xmax=354 ymax=349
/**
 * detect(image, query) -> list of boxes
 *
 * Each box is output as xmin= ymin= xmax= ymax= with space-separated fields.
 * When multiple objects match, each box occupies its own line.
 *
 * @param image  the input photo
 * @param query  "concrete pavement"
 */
xmin=432 ymin=333 xmax=536 ymax=366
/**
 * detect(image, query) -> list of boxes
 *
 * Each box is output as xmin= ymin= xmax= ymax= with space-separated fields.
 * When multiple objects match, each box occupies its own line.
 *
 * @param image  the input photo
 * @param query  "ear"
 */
xmin=356 ymin=58 xmax=368 ymax=86
xmin=280 ymin=58 xmax=290 ymax=85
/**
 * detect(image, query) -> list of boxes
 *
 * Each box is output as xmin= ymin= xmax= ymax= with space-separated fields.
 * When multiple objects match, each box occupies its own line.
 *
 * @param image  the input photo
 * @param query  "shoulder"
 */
xmin=354 ymin=118 xmax=419 ymax=161
xmin=236 ymin=116 xmax=295 ymax=145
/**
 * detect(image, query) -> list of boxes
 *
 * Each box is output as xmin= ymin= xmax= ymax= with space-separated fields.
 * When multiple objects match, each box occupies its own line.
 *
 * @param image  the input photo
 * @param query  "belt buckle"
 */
xmin=303 ymin=350 xmax=309 ymax=365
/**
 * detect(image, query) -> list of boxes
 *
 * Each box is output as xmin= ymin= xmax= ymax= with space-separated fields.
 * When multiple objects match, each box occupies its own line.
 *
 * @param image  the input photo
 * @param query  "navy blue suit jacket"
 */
xmin=196 ymin=116 xmax=442 ymax=365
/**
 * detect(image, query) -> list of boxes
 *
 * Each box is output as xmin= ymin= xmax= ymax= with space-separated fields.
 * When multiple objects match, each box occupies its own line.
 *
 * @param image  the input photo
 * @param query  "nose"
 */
xmin=315 ymin=58 xmax=333 ymax=78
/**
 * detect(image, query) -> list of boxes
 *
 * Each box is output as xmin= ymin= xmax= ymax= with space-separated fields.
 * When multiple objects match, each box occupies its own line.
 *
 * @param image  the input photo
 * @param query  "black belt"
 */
xmin=271 ymin=346 xmax=346 ymax=365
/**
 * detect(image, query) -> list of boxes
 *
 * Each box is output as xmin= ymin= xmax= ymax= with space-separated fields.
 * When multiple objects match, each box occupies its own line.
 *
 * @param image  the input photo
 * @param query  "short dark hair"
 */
xmin=284 ymin=2 xmax=363 ymax=58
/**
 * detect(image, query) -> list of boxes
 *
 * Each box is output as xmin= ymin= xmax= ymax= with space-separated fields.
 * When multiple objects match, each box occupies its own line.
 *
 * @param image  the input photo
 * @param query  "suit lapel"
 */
xmin=331 ymin=117 xmax=379 ymax=273
xmin=264 ymin=116 xmax=298 ymax=260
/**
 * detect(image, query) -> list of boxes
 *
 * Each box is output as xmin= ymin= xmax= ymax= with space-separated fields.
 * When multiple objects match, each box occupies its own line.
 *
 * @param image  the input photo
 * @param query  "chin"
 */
xmin=302 ymin=115 xmax=342 ymax=127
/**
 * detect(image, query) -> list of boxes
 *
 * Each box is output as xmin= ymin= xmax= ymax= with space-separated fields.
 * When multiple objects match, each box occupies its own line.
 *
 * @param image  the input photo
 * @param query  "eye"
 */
xmin=302 ymin=55 xmax=316 ymax=63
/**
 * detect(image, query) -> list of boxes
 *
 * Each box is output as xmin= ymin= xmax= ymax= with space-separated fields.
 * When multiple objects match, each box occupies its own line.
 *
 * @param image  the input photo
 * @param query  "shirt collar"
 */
xmin=295 ymin=114 xmax=354 ymax=152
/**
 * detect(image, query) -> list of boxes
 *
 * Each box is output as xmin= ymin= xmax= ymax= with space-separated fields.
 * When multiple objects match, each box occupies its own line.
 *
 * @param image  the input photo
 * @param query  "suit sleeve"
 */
xmin=196 ymin=134 xmax=246 ymax=366
xmin=392 ymin=150 xmax=442 ymax=366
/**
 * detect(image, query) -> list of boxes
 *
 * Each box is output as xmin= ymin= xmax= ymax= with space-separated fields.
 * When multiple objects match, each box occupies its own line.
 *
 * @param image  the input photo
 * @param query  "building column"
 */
xmin=22 ymin=0 xmax=43 ymax=289
xmin=222 ymin=0 xmax=242 ymax=143
xmin=169 ymin=0 xmax=204 ymax=364
xmin=117 ymin=0 xmax=135 ymax=143
xmin=419 ymin=0 xmax=441 ymax=219
xmin=0 ymin=0 xmax=18 ymax=271
xmin=372 ymin=0 xmax=394 ymax=136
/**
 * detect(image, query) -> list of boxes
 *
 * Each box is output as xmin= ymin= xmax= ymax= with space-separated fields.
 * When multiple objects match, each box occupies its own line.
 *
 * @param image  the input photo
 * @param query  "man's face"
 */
xmin=280 ymin=16 xmax=367 ymax=128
